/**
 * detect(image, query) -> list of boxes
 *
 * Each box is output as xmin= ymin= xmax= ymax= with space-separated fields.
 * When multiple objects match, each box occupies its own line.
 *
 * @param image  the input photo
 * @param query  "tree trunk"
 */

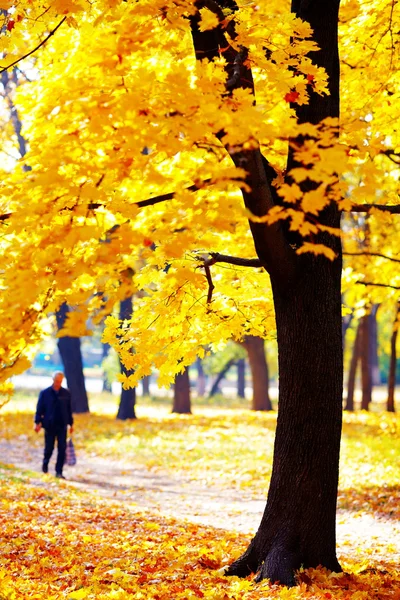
xmin=387 ymin=302 xmax=399 ymax=413
xmin=360 ymin=314 xmax=372 ymax=410
xmin=196 ymin=357 xmax=207 ymax=397
xmin=56 ymin=303 xmax=89 ymax=414
xmin=172 ymin=367 xmax=191 ymax=414
xmin=344 ymin=321 xmax=361 ymax=411
xmin=226 ymin=0 xmax=343 ymax=585
xmin=117 ymin=297 xmax=136 ymax=420
xmin=242 ymin=336 xmax=272 ymax=411
xmin=142 ymin=375 xmax=151 ymax=396
xmin=369 ymin=305 xmax=380 ymax=386
xmin=228 ymin=252 xmax=343 ymax=585
xmin=209 ymin=358 xmax=236 ymax=397
xmin=237 ymin=358 xmax=246 ymax=398
xmin=102 ymin=341 xmax=112 ymax=392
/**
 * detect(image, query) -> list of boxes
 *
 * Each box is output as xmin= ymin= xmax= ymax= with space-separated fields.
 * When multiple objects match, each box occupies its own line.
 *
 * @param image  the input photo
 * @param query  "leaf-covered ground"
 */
xmin=0 ymin=393 xmax=399 ymax=599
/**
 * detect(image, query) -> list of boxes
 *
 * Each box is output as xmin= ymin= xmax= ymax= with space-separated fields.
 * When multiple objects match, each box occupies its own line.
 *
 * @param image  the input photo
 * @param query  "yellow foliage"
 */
xmin=0 ymin=0 xmax=398 ymax=381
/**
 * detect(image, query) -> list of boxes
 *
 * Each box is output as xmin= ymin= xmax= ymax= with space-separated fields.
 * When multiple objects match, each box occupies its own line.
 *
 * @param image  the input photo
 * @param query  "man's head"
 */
xmin=52 ymin=371 xmax=64 ymax=391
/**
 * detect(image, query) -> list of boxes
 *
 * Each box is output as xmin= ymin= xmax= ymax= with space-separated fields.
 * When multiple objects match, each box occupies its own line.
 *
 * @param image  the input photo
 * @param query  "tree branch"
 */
xmin=356 ymin=281 xmax=400 ymax=290
xmin=189 ymin=1 xmax=297 ymax=292
xmin=0 ymin=17 xmax=67 ymax=74
xmin=202 ymin=252 xmax=262 ymax=268
xmin=203 ymin=264 xmax=215 ymax=303
xmin=349 ymin=204 xmax=400 ymax=214
xmin=344 ymin=251 xmax=400 ymax=264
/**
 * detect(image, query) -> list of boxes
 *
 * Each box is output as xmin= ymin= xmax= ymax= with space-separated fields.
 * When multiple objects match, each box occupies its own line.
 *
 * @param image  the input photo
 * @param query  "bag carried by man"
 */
xmin=65 ymin=438 xmax=77 ymax=466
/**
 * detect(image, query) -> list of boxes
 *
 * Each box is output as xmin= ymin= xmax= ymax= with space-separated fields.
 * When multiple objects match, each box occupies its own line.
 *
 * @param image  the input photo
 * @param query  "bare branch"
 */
xmin=356 ymin=281 xmax=400 ymax=290
xmin=0 ymin=17 xmax=67 ymax=74
xmin=349 ymin=204 xmax=400 ymax=214
xmin=379 ymin=149 xmax=400 ymax=165
xmin=344 ymin=251 xmax=400 ymax=264
xmin=202 ymin=252 xmax=262 ymax=268
xmin=203 ymin=264 xmax=215 ymax=303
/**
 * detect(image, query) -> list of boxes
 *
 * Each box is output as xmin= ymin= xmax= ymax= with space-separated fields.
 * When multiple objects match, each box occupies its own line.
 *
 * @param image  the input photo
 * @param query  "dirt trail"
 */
xmin=1 ymin=438 xmax=399 ymax=565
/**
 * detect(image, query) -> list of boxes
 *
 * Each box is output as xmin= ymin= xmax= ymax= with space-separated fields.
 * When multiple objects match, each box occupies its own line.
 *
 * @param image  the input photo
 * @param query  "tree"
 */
xmin=196 ymin=357 xmax=207 ymax=397
xmin=172 ymin=367 xmax=192 ymax=414
xmin=236 ymin=357 xmax=245 ymax=398
xmin=241 ymin=336 xmax=272 ymax=411
xmin=0 ymin=0 xmax=399 ymax=587
xmin=345 ymin=320 xmax=361 ymax=411
xmin=387 ymin=301 xmax=399 ymax=413
xmin=56 ymin=304 xmax=90 ymax=414
xmin=116 ymin=296 xmax=136 ymax=420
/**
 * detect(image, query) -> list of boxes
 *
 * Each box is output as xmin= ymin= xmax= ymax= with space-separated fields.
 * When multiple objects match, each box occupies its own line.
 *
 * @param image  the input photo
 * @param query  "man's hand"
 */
xmin=34 ymin=423 xmax=41 ymax=433
xmin=69 ymin=426 xmax=74 ymax=435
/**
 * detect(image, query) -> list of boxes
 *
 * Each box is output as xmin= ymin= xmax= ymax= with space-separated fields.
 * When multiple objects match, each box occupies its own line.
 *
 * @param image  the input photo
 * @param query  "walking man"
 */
xmin=34 ymin=371 xmax=74 ymax=479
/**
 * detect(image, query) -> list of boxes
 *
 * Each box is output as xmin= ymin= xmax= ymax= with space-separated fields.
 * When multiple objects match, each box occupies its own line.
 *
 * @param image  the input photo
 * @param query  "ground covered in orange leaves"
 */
xmin=0 ymin=393 xmax=399 ymax=599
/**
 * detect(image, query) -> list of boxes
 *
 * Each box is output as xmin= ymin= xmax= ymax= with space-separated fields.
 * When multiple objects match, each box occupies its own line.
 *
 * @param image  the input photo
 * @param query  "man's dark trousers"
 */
xmin=44 ymin=427 xmax=67 ymax=475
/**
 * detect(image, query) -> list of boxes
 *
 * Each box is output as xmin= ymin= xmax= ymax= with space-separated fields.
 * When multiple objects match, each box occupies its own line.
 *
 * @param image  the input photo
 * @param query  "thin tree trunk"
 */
xmin=345 ymin=321 xmax=361 ymax=411
xmin=237 ymin=358 xmax=246 ymax=398
xmin=196 ymin=357 xmax=207 ymax=397
xmin=142 ymin=375 xmax=151 ymax=396
xmin=360 ymin=314 xmax=372 ymax=410
xmin=209 ymin=358 xmax=236 ymax=397
xmin=56 ymin=303 xmax=90 ymax=414
xmin=242 ymin=336 xmax=272 ymax=410
xmin=369 ymin=305 xmax=380 ymax=386
xmin=387 ymin=302 xmax=399 ymax=413
xmin=102 ymin=341 xmax=112 ymax=392
xmin=172 ymin=367 xmax=191 ymax=413
xmin=117 ymin=296 xmax=136 ymax=420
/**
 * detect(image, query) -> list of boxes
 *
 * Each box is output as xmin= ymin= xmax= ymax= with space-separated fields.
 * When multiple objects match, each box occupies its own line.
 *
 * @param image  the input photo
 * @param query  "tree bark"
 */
xmin=56 ymin=303 xmax=89 ymax=414
xmin=191 ymin=0 xmax=342 ymax=586
xmin=117 ymin=297 xmax=136 ymax=420
xmin=242 ymin=336 xmax=272 ymax=410
xmin=344 ymin=321 xmax=361 ymax=411
xmin=172 ymin=367 xmax=191 ymax=414
xmin=360 ymin=314 xmax=372 ymax=410
xmin=228 ymin=251 xmax=343 ymax=586
xmin=237 ymin=358 xmax=246 ymax=398
xmin=387 ymin=302 xmax=399 ymax=413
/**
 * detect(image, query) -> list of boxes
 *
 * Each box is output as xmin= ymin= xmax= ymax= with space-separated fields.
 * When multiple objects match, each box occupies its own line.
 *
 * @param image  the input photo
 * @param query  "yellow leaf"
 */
xmin=68 ymin=589 xmax=89 ymax=600
xmin=198 ymin=7 xmax=220 ymax=31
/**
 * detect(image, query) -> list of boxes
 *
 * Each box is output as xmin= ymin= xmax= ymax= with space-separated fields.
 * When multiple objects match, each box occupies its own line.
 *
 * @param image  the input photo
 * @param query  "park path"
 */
xmin=1 ymin=437 xmax=399 ymax=566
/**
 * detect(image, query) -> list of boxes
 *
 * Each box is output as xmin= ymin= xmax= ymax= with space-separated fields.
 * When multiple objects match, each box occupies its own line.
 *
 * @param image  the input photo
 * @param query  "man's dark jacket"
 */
xmin=35 ymin=386 xmax=74 ymax=430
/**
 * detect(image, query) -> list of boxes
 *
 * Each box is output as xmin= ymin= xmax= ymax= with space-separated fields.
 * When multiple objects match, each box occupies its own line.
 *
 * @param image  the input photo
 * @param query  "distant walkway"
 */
xmin=1 ymin=437 xmax=399 ymax=569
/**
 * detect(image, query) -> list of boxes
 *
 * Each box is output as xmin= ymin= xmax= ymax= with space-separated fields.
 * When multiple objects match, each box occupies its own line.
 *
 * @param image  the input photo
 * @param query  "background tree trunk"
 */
xmin=56 ymin=303 xmax=89 ymax=414
xmin=242 ymin=336 xmax=272 ymax=410
xmin=142 ymin=375 xmax=151 ymax=396
xmin=369 ymin=305 xmax=380 ymax=386
xmin=196 ymin=357 xmax=207 ymax=397
xmin=387 ymin=302 xmax=399 ymax=413
xmin=172 ymin=367 xmax=191 ymax=414
xmin=117 ymin=297 xmax=136 ymax=420
xmin=237 ymin=358 xmax=246 ymax=398
xmin=345 ymin=321 xmax=361 ymax=411
xmin=208 ymin=358 xmax=236 ymax=397
xmin=102 ymin=341 xmax=112 ymax=392
xmin=360 ymin=314 xmax=372 ymax=410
